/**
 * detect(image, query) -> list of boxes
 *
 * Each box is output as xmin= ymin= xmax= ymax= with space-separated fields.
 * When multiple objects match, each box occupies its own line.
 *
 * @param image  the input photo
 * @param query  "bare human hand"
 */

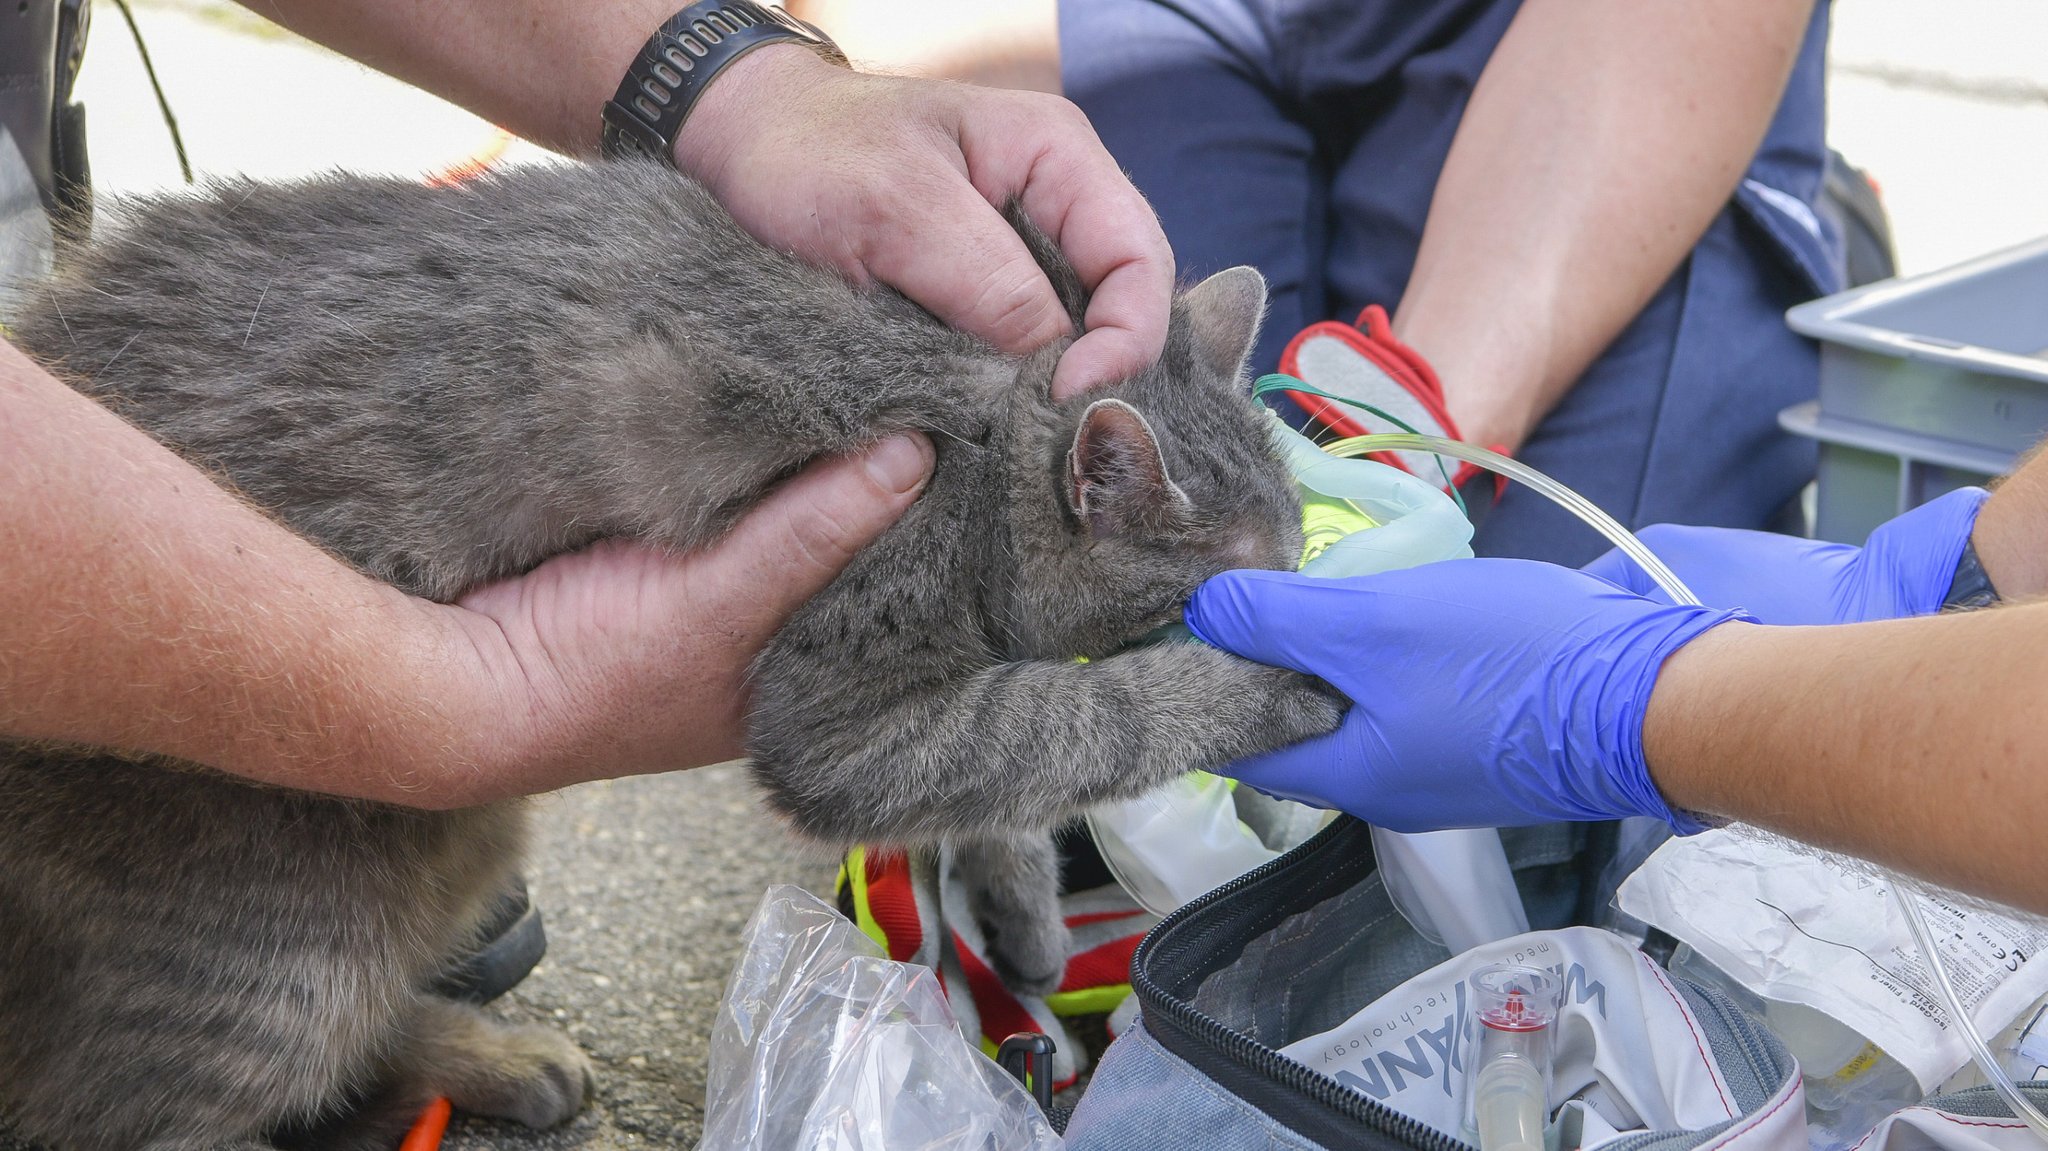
xmin=672 ymin=45 xmax=1173 ymax=397
xmin=428 ymin=433 xmax=934 ymax=806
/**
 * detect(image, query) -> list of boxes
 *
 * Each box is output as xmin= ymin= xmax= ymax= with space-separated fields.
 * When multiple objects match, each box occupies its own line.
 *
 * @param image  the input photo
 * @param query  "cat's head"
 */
xmin=998 ymin=220 xmax=1304 ymax=659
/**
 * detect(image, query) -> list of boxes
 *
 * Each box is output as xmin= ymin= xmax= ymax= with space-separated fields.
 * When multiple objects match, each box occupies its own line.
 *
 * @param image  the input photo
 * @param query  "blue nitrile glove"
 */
xmin=1581 ymin=487 xmax=1989 ymax=625
xmin=1184 ymin=561 xmax=1748 ymax=834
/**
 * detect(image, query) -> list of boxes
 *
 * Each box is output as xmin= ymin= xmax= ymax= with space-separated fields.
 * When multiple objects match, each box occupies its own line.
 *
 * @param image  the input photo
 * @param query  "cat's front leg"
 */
xmin=750 ymin=641 xmax=1343 ymax=845
xmin=952 ymin=831 xmax=1070 ymax=998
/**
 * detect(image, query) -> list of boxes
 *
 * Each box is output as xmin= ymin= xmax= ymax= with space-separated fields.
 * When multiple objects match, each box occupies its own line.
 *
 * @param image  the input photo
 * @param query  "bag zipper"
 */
xmin=1128 ymin=818 xmax=1476 ymax=1151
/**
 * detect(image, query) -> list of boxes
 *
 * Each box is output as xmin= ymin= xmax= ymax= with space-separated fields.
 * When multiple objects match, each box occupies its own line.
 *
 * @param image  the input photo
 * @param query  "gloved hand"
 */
xmin=1581 ymin=487 xmax=1990 ymax=626
xmin=1279 ymin=305 xmax=1502 ymax=497
xmin=1184 ymin=561 xmax=1747 ymax=834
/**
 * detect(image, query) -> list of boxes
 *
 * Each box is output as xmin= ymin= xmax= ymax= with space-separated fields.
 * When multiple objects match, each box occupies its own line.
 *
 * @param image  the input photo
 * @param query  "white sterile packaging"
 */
xmin=699 ymin=886 xmax=1063 ymax=1151
xmin=1279 ymin=927 xmax=1770 ymax=1151
xmin=1088 ymin=772 xmax=1283 ymax=915
xmin=1617 ymin=830 xmax=2048 ymax=1094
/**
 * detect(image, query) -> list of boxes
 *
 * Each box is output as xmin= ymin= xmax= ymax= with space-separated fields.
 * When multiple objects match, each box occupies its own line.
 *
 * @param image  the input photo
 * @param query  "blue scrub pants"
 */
xmin=1062 ymin=0 xmax=1844 ymax=564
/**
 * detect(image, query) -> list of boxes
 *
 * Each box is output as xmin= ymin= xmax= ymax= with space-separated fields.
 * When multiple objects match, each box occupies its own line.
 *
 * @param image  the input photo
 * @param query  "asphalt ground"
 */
xmin=437 ymin=767 xmax=831 ymax=1150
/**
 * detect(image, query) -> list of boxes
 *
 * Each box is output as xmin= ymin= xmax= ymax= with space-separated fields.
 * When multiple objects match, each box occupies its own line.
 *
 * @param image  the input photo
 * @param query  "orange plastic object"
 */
xmin=398 ymin=1097 xmax=452 ymax=1151
xmin=426 ymin=128 xmax=514 ymax=188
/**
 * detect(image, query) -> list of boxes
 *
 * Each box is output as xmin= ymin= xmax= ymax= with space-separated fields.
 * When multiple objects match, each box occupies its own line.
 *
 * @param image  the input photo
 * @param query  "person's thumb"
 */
xmin=695 ymin=433 xmax=935 ymax=643
xmin=1579 ymin=542 xmax=1661 ymax=598
xmin=1219 ymin=728 xmax=1359 ymax=815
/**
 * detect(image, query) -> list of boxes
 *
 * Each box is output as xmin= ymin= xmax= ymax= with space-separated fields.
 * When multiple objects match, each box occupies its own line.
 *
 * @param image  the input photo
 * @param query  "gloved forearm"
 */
xmin=1189 ymin=553 xmax=2048 ymax=914
xmin=1185 ymin=561 xmax=1745 ymax=834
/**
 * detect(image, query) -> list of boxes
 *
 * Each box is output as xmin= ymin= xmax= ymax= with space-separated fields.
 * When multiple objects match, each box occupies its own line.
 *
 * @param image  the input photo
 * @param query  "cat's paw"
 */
xmin=431 ymin=1017 xmax=595 ymax=1130
xmin=1257 ymin=667 xmax=1348 ymax=748
xmin=476 ymin=1025 xmax=593 ymax=1130
xmin=984 ymin=914 xmax=1072 ymax=1000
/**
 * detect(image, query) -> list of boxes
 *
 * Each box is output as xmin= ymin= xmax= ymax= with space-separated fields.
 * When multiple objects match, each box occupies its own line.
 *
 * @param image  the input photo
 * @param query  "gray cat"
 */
xmin=0 ymin=159 xmax=1339 ymax=1151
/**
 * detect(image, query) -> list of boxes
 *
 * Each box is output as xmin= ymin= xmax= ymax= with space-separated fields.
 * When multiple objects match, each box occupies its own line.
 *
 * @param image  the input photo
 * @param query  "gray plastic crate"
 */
xmin=1778 ymin=235 xmax=2048 ymax=543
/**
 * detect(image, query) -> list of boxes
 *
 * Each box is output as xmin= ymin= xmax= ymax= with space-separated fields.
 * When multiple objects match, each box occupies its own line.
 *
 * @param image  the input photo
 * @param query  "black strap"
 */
xmin=1943 ymin=537 xmax=2001 ymax=612
xmin=600 ymin=1 xmax=844 ymax=167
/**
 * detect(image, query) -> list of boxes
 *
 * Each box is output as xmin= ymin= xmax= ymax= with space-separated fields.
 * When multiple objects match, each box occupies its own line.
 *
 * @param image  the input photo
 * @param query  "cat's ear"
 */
xmin=1180 ymin=266 xmax=1267 ymax=381
xmin=1004 ymin=199 xmax=1090 ymax=334
xmin=1066 ymin=398 xmax=1193 ymax=536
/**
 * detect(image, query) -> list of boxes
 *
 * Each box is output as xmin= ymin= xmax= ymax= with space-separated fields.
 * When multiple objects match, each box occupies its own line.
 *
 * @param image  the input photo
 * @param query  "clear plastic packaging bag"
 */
xmin=699 ymin=885 xmax=1064 ymax=1151
xmin=1087 ymin=772 xmax=1282 ymax=915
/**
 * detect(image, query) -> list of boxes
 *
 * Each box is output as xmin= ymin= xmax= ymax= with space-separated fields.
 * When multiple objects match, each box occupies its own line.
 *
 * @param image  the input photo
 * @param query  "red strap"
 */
xmin=1276 ymin=307 xmax=1511 ymax=503
xmin=862 ymin=851 xmax=925 ymax=963
xmin=1057 ymin=933 xmax=1143 ymax=994
xmin=1350 ymin=308 xmax=1512 ymax=501
xmin=1352 ymin=305 xmax=1445 ymax=405
xmin=952 ymin=933 xmax=1078 ymax=1090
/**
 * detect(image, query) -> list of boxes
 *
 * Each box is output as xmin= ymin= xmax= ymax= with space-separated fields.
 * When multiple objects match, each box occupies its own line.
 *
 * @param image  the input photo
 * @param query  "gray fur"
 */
xmin=0 ymin=159 xmax=1338 ymax=1149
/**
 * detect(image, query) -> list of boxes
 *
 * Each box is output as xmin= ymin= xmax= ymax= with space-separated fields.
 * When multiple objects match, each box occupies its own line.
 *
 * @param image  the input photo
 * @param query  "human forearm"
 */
xmin=1647 ymin=607 xmax=2048 ymax=913
xmin=1195 ymin=537 xmax=2048 ymax=913
xmin=1969 ymin=442 xmax=2048 ymax=599
xmin=1393 ymin=0 xmax=1813 ymax=452
xmin=0 ymin=343 xmax=489 ymax=801
xmin=240 ymin=0 xmax=678 ymax=155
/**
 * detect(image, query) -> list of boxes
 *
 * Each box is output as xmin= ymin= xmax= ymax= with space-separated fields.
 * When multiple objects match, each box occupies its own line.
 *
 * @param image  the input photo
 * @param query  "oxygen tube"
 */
xmin=1259 ymin=375 xmax=2048 ymax=1142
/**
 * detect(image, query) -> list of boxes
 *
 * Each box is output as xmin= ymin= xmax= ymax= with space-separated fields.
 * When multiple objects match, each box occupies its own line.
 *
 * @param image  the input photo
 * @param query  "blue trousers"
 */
xmin=1062 ymin=0 xmax=1843 ymax=564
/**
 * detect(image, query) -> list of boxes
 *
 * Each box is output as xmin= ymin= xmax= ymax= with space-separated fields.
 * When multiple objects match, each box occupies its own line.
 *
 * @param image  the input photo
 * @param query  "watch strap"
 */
xmin=601 ymin=1 xmax=845 ymax=167
xmin=1943 ymin=536 xmax=2002 ymax=611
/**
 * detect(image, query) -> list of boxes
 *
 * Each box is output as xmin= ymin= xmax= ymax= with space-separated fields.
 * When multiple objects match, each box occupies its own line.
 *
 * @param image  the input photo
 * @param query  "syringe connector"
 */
xmin=1461 ymin=963 xmax=1560 ymax=1151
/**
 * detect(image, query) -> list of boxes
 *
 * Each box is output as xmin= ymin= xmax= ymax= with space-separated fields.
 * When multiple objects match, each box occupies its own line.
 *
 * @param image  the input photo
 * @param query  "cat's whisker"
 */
xmin=90 ymin=333 xmax=141 ymax=383
xmin=41 ymin=286 xmax=74 ymax=346
xmin=243 ymin=276 xmax=274 ymax=350
xmin=317 ymin=306 xmax=372 ymax=345
xmin=220 ymin=181 xmax=261 ymax=217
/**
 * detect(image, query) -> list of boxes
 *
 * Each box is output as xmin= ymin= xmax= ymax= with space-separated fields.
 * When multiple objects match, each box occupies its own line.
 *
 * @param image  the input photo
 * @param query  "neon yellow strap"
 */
xmin=837 ymin=846 xmax=891 ymax=953
xmin=1046 ymin=983 xmax=1133 ymax=1016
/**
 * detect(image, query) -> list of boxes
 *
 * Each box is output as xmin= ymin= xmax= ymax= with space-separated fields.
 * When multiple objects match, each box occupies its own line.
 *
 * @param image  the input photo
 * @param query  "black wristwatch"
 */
xmin=601 ymin=1 xmax=846 ymax=167
xmin=1943 ymin=537 xmax=2002 ymax=611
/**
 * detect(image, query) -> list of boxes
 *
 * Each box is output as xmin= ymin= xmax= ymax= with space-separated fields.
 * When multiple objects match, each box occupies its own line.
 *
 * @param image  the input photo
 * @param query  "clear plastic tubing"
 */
xmin=1331 ymin=431 xmax=2048 ymax=1144
xmin=1325 ymin=434 xmax=1700 ymax=606
xmin=1895 ymin=879 xmax=2048 ymax=1142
